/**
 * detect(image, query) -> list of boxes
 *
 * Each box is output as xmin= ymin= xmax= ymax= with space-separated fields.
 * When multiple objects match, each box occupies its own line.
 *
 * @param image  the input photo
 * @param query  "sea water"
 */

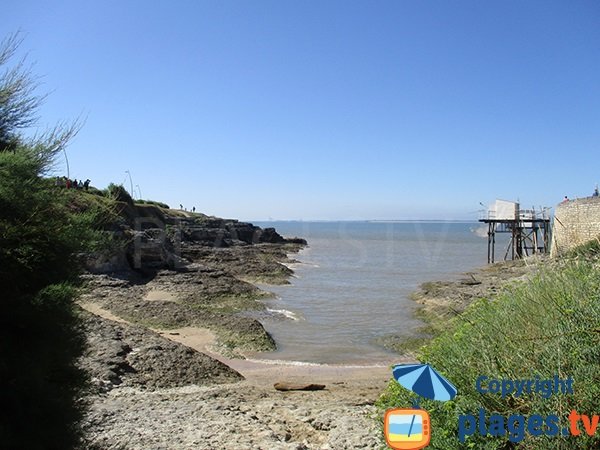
xmin=250 ymin=221 xmax=492 ymax=365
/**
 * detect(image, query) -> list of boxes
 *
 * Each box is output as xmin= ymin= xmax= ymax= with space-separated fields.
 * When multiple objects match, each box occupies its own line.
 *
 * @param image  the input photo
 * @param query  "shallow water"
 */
xmin=251 ymin=221 xmax=492 ymax=365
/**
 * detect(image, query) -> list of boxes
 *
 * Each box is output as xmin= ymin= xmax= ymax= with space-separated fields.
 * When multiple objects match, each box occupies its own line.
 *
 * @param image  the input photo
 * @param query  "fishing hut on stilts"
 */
xmin=479 ymin=200 xmax=551 ymax=263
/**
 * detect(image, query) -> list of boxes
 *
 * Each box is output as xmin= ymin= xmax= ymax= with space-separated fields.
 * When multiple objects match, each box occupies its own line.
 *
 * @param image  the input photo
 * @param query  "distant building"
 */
xmin=479 ymin=199 xmax=551 ymax=263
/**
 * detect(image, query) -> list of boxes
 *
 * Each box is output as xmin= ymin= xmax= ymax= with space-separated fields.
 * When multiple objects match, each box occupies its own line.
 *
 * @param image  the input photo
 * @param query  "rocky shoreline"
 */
xmin=78 ymin=209 xmax=394 ymax=449
xmin=78 ymin=205 xmax=546 ymax=448
xmin=82 ymin=370 xmax=387 ymax=450
xmin=377 ymin=255 xmax=546 ymax=355
xmin=82 ymin=203 xmax=309 ymax=354
xmin=410 ymin=255 xmax=545 ymax=324
xmin=80 ymin=311 xmax=243 ymax=393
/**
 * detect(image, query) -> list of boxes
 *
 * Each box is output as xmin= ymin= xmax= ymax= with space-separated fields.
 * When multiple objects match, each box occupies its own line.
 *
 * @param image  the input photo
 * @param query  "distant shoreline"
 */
xmin=253 ymin=219 xmax=480 ymax=223
xmin=378 ymin=256 xmax=545 ymax=356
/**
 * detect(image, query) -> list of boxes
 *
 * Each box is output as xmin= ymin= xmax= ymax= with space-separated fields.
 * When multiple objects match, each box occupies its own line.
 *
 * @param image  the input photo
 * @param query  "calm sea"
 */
xmin=250 ymin=221 xmax=491 ymax=365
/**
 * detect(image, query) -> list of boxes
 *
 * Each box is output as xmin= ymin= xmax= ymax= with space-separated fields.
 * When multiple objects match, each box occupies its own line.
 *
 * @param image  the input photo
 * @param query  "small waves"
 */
xmin=244 ymin=357 xmax=390 ymax=368
xmin=266 ymin=308 xmax=302 ymax=321
xmin=245 ymin=358 xmax=323 ymax=367
xmin=281 ymin=261 xmax=320 ymax=270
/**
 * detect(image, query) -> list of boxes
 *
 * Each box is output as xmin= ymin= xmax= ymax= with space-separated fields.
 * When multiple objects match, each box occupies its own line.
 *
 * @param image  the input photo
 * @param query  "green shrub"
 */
xmin=377 ymin=261 xmax=600 ymax=449
xmin=567 ymin=237 xmax=600 ymax=259
xmin=1 ymin=284 xmax=86 ymax=449
xmin=105 ymin=182 xmax=133 ymax=204
xmin=86 ymin=185 xmax=105 ymax=197
xmin=0 ymin=32 xmax=101 ymax=449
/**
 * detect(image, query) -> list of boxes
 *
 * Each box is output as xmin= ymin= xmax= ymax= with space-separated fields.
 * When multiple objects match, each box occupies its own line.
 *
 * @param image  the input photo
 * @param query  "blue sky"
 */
xmin=5 ymin=1 xmax=600 ymax=220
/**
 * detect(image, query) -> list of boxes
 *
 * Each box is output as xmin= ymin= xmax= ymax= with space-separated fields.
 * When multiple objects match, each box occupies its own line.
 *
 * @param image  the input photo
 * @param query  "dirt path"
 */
xmin=80 ymin=301 xmax=130 ymax=324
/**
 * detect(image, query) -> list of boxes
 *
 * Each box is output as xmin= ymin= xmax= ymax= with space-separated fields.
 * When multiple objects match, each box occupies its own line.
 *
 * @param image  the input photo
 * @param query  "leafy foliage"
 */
xmin=105 ymin=182 xmax=134 ymax=204
xmin=0 ymin=33 xmax=42 ymax=151
xmin=0 ymin=33 xmax=98 ymax=449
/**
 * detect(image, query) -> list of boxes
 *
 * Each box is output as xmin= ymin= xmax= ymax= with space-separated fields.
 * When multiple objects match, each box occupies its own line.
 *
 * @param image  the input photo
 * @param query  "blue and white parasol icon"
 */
xmin=392 ymin=363 xmax=457 ymax=403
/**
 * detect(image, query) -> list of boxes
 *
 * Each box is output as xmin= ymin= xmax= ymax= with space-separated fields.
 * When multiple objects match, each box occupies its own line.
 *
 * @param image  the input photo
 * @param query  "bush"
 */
xmin=567 ymin=237 xmax=600 ymax=259
xmin=105 ymin=182 xmax=133 ymax=204
xmin=0 ymin=32 xmax=96 ymax=449
xmin=1 ymin=284 xmax=86 ymax=449
xmin=377 ymin=261 xmax=600 ymax=449
xmin=86 ymin=185 xmax=105 ymax=197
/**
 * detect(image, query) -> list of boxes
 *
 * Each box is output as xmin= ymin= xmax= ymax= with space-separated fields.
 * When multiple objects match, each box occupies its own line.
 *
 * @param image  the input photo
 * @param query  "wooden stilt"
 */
xmin=480 ymin=204 xmax=550 ymax=264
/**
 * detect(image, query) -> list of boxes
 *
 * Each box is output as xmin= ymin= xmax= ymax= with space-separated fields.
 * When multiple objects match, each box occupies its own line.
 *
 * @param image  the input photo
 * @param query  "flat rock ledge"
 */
xmin=79 ymin=311 xmax=242 ymax=393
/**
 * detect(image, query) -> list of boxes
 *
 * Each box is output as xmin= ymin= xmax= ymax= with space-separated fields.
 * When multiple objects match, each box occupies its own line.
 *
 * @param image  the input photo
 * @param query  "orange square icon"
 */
xmin=384 ymin=408 xmax=431 ymax=450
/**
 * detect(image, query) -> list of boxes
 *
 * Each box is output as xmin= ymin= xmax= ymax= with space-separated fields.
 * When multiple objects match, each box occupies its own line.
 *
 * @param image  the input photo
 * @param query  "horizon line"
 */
xmin=247 ymin=219 xmax=480 ymax=223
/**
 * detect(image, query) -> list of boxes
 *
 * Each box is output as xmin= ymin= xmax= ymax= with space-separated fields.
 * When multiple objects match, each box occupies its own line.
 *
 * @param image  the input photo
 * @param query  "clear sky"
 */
xmin=5 ymin=1 xmax=600 ymax=220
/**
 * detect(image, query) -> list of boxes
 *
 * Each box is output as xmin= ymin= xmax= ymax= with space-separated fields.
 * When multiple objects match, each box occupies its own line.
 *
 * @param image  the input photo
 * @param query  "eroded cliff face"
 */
xmin=85 ymin=202 xmax=306 ymax=274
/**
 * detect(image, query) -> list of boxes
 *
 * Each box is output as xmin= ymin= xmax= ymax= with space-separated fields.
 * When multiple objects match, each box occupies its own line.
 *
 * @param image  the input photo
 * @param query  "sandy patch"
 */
xmin=150 ymin=324 xmax=398 ymax=388
xmin=144 ymin=289 xmax=177 ymax=302
xmin=78 ymin=301 xmax=130 ymax=324
xmin=152 ymin=326 xmax=217 ymax=353
xmin=80 ymin=302 xmax=400 ymax=386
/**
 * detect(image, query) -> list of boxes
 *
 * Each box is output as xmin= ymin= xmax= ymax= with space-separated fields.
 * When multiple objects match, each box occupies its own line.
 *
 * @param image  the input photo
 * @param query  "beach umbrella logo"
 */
xmin=392 ymin=363 xmax=457 ymax=403
xmin=384 ymin=363 xmax=457 ymax=449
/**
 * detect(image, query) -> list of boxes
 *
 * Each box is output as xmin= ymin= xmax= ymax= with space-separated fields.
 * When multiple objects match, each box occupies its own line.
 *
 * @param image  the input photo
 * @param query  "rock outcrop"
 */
xmin=85 ymin=203 xmax=306 ymax=273
xmin=80 ymin=202 xmax=306 ymax=393
xmin=80 ymin=311 xmax=242 ymax=392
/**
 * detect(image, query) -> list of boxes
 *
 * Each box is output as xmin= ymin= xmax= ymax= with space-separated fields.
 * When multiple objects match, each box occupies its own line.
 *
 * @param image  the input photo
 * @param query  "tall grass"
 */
xmin=377 ymin=260 xmax=600 ymax=449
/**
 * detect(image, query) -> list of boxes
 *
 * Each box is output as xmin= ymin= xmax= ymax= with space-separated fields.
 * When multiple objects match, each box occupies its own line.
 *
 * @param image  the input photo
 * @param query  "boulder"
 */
xmin=258 ymin=227 xmax=286 ymax=244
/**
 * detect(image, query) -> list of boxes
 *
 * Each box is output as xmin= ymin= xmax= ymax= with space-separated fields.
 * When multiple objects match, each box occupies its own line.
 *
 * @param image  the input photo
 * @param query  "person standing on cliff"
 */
xmin=562 ymin=196 xmax=569 ymax=203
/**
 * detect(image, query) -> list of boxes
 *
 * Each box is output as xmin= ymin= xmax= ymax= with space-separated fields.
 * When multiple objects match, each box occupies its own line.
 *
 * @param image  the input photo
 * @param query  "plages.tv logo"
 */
xmin=384 ymin=408 xmax=431 ymax=450
xmin=384 ymin=363 xmax=457 ymax=450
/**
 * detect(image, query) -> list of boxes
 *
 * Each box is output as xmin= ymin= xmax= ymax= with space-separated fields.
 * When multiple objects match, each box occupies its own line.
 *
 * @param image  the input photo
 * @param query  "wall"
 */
xmin=551 ymin=197 xmax=600 ymax=256
xmin=492 ymin=199 xmax=518 ymax=220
